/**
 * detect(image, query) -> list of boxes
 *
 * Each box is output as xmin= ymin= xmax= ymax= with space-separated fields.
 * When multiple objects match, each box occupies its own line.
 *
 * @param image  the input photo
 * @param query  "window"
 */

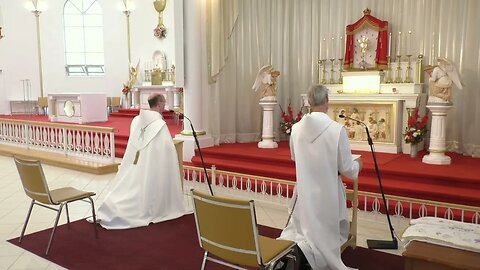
xmin=64 ymin=0 xmax=104 ymax=76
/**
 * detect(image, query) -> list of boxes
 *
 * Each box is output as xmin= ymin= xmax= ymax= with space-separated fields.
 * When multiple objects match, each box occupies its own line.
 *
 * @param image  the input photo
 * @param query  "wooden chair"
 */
xmin=341 ymin=179 xmax=358 ymax=252
xmin=14 ymin=156 xmax=98 ymax=255
xmin=191 ymin=189 xmax=297 ymax=270
xmin=110 ymin=97 xmax=121 ymax=112
xmin=37 ymin=97 xmax=48 ymax=115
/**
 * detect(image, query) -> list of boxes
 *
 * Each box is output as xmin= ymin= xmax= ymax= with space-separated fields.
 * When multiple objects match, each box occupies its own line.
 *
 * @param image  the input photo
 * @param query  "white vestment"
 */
xmin=97 ymin=110 xmax=187 ymax=230
xmin=279 ymin=112 xmax=359 ymax=270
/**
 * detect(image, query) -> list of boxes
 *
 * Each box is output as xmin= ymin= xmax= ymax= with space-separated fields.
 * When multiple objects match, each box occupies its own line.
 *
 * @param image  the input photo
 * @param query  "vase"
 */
xmin=410 ymin=144 xmax=418 ymax=158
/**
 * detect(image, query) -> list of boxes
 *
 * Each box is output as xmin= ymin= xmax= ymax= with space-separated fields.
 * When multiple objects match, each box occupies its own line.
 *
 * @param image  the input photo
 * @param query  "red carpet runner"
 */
xmin=8 ymin=214 xmax=403 ymax=270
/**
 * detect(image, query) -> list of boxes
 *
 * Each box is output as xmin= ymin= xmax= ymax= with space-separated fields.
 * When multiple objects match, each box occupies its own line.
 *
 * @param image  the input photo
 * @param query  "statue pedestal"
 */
xmin=258 ymin=101 xmax=278 ymax=149
xmin=422 ymin=103 xmax=452 ymax=165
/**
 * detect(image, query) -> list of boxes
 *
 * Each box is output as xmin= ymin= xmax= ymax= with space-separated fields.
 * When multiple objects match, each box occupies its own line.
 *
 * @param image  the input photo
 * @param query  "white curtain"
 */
xmin=206 ymin=0 xmax=480 ymax=157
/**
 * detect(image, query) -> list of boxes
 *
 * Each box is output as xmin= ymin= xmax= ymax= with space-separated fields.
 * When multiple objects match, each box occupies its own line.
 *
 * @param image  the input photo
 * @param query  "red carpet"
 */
xmin=8 ymin=214 xmax=403 ymax=270
xmin=0 ymin=110 xmax=183 ymax=158
xmin=190 ymin=142 xmax=480 ymax=210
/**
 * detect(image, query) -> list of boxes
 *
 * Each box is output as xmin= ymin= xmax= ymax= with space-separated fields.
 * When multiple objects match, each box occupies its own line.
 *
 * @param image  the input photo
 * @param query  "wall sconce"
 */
xmin=120 ymin=0 xmax=135 ymax=65
xmin=25 ymin=0 xmax=47 ymax=98
xmin=153 ymin=0 xmax=167 ymax=39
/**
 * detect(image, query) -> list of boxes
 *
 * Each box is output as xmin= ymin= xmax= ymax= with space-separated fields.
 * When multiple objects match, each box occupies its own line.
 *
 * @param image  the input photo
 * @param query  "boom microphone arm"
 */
xmin=339 ymin=114 xmax=398 ymax=249
xmin=182 ymin=114 xmax=214 ymax=196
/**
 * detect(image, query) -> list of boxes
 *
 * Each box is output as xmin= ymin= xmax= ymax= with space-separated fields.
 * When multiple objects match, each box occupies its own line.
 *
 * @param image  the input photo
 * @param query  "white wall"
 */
xmin=0 ymin=0 xmax=183 ymax=114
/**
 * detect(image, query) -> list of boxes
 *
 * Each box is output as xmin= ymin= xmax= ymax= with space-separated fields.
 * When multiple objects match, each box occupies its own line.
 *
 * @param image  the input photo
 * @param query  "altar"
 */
xmin=133 ymin=85 xmax=182 ymax=111
xmin=48 ymin=93 xmax=107 ymax=124
xmin=305 ymin=9 xmax=428 ymax=154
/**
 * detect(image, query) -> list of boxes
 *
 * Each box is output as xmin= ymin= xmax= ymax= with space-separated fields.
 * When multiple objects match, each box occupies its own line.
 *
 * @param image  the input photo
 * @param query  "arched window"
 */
xmin=64 ymin=0 xmax=104 ymax=76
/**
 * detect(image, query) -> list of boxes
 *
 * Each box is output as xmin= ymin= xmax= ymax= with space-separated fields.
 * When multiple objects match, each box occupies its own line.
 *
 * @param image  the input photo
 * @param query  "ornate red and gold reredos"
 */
xmin=344 ymin=8 xmax=388 ymax=71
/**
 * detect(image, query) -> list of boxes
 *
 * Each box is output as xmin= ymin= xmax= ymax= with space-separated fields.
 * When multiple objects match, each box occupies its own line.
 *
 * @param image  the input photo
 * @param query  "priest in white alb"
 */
xmin=96 ymin=93 xmax=187 ymax=229
xmin=279 ymin=85 xmax=362 ymax=270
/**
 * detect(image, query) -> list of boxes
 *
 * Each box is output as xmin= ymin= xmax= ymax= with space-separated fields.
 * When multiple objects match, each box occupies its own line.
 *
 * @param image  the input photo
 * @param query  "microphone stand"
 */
xmin=183 ymin=114 xmax=214 ymax=196
xmin=340 ymin=115 xmax=397 ymax=249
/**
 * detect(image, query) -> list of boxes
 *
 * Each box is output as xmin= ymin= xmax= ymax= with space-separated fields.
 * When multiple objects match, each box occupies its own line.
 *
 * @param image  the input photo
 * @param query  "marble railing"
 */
xmin=0 ymin=118 xmax=115 ymax=163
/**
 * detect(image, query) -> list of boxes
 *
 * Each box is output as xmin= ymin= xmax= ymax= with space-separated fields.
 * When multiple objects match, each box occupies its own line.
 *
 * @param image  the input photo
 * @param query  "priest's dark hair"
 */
xmin=148 ymin=93 xmax=166 ymax=108
xmin=307 ymin=84 xmax=329 ymax=107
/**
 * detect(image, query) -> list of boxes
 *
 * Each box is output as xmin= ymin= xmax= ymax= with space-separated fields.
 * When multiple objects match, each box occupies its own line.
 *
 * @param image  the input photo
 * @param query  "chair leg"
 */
xmin=46 ymin=204 xmax=64 ymax=256
xmin=88 ymin=197 xmax=98 ymax=238
xmin=19 ymin=200 xmax=35 ymax=243
xmin=201 ymin=251 xmax=208 ymax=270
xmin=65 ymin=203 xmax=70 ymax=226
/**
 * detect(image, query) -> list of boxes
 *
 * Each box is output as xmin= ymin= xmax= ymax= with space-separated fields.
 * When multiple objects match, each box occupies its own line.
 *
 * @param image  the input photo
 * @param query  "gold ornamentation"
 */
xmin=153 ymin=0 xmax=167 ymax=39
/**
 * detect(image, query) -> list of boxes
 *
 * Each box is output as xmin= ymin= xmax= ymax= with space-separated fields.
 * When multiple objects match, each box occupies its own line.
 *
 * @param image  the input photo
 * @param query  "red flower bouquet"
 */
xmin=280 ymin=104 xmax=303 ymax=135
xmin=403 ymin=108 xmax=429 ymax=144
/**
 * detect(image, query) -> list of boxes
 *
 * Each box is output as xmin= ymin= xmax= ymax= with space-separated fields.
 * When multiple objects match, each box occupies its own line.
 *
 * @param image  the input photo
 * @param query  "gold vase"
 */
xmin=153 ymin=0 xmax=166 ymax=13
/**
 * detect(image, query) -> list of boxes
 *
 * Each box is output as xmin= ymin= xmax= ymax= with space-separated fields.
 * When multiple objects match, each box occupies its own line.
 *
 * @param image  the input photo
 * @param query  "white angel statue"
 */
xmin=252 ymin=65 xmax=280 ymax=101
xmin=425 ymin=58 xmax=463 ymax=103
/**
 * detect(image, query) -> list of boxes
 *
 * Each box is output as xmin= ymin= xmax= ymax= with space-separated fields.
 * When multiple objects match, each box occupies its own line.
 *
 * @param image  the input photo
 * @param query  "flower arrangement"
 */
xmin=280 ymin=103 xmax=303 ymax=135
xmin=404 ymin=108 xmax=429 ymax=144
xmin=153 ymin=24 xmax=167 ymax=39
xmin=122 ymin=84 xmax=130 ymax=95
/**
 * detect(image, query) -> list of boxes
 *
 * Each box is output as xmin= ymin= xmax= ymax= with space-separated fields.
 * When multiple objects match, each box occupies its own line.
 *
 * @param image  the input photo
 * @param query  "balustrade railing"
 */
xmin=183 ymin=165 xmax=480 ymax=224
xmin=0 ymin=118 xmax=115 ymax=163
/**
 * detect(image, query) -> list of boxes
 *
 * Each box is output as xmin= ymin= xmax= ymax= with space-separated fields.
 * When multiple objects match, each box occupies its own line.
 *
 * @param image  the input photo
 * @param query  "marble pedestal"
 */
xmin=258 ymin=101 xmax=278 ymax=149
xmin=422 ymin=103 xmax=452 ymax=165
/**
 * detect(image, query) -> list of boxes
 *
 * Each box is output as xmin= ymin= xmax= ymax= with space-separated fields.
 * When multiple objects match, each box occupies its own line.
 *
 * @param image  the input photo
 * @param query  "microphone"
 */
xmin=178 ymin=113 xmax=214 ymax=196
xmin=339 ymin=113 xmax=398 ymax=249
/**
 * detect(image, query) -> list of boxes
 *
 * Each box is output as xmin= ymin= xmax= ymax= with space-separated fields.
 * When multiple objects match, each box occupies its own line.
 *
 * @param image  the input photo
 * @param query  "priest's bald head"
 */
xmin=148 ymin=93 xmax=166 ymax=113
xmin=308 ymin=84 xmax=329 ymax=113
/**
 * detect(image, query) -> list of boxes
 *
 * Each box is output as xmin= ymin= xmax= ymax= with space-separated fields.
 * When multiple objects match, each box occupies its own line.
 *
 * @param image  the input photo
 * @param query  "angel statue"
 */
xmin=425 ymin=58 xmax=463 ymax=103
xmin=252 ymin=65 xmax=281 ymax=102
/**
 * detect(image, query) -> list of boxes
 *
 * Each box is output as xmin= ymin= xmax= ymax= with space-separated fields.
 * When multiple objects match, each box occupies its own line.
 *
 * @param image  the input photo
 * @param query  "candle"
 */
xmin=397 ymin=32 xmax=402 ymax=56
xmin=331 ymin=37 xmax=335 ymax=59
xmin=430 ymin=32 xmax=435 ymax=64
xmin=338 ymin=36 xmax=344 ymax=59
xmin=388 ymin=32 xmax=392 ymax=57
xmin=407 ymin=30 xmax=412 ymax=56
xmin=322 ymin=38 xmax=326 ymax=59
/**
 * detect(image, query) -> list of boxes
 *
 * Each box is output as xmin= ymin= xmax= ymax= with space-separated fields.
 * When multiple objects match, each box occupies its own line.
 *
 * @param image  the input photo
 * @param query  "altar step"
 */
xmin=0 ymin=144 xmax=119 ymax=175
xmin=110 ymin=109 xmax=177 ymax=119
xmin=190 ymin=142 xmax=480 ymax=208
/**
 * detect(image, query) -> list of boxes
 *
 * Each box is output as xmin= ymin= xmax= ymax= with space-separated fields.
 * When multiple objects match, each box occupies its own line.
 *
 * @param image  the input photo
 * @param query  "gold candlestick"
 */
xmin=384 ymin=56 xmax=392 ymax=83
xmin=404 ymin=55 xmax=413 ymax=83
xmin=394 ymin=55 xmax=402 ymax=83
xmin=318 ymin=60 xmax=327 ymax=84
xmin=329 ymin=59 xmax=335 ymax=84
xmin=416 ymin=54 xmax=424 ymax=83
xmin=337 ymin=58 xmax=344 ymax=84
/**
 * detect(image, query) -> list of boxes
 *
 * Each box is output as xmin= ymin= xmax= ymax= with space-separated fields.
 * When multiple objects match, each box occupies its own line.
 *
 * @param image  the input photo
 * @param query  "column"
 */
xmin=174 ymin=0 xmax=213 ymax=161
xmin=422 ymin=104 xmax=452 ymax=165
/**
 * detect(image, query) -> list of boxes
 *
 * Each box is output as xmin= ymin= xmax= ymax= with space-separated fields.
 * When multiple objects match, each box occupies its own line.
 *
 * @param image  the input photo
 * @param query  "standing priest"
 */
xmin=279 ymin=85 xmax=362 ymax=269
xmin=96 ymin=93 xmax=187 ymax=229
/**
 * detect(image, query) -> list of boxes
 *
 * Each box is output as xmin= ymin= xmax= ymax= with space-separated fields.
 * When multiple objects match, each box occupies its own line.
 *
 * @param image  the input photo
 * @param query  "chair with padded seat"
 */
xmin=37 ymin=97 xmax=49 ymax=115
xmin=191 ymin=189 xmax=297 ymax=270
xmin=14 ymin=156 xmax=98 ymax=255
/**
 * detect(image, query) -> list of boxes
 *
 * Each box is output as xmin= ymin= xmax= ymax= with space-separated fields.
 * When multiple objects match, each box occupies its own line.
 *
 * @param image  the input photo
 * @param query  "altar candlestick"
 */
xmin=397 ymin=32 xmax=402 ymax=56
xmin=338 ymin=36 xmax=344 ymax=58
xmin=322 ymin=38 xmax=326 ymax=59
xmin=388 ymin=32 xmax=392 ymax=57
xmin=407 ymin=30 xmax=412 ymax=55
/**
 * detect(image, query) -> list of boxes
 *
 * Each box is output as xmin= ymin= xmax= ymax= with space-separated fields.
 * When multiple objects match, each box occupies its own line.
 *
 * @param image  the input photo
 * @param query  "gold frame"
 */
xmin=328 ymin=101 xmax=398 ymax=144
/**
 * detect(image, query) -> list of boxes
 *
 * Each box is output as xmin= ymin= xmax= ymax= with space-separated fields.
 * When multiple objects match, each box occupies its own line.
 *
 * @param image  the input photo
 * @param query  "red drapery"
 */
xmin=343 ymin=10 xmax=388 ymax=70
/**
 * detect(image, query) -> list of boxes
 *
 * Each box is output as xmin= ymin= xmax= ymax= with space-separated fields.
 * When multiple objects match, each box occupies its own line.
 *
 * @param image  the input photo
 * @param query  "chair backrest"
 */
xmin=111 ymin=97 xmax=121 ymax=107
xmin=191 ymin=189 xmax=262 ymax=267
xmin=14 ymin=156 xmax=53 ymax=205
xmin=38 ymin=97 xmax=48 ymax=107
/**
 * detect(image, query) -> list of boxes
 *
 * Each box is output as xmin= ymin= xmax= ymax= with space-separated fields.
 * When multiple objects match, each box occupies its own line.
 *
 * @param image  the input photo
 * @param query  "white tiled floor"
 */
xmin=0 ymin=155 xmax=410 ymax=269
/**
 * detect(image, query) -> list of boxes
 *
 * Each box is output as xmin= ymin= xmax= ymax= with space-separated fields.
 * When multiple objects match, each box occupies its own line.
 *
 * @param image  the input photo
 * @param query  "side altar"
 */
xmin=48 ymin=93 xmax=107 ymax=124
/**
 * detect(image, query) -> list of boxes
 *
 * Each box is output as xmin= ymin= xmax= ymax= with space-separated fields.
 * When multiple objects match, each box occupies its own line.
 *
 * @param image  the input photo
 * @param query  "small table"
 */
xmin=403 ymin=240 xmax=480 ymax=270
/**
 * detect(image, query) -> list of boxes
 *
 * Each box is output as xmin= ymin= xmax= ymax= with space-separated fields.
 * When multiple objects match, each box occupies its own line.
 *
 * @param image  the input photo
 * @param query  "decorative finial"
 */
xmin=363 ymin=8 xmax=371 ymax=16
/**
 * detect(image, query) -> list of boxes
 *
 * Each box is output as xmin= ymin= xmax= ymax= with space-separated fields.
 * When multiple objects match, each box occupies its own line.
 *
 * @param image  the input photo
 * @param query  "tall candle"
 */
xmin=407 ymin=30 xmax=412 ymax=56
xmin=339 ymin=36 xmax=345 ymax=59
xmin=388 ymin=32 xmax=392 ymax=57
xmin=331 ymin=37 xmax=335 ymax=59
xmin=322 ymin=38 xmax=327 ymax=59
xmin=397 ymin=32 xmax=402 ymax=56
